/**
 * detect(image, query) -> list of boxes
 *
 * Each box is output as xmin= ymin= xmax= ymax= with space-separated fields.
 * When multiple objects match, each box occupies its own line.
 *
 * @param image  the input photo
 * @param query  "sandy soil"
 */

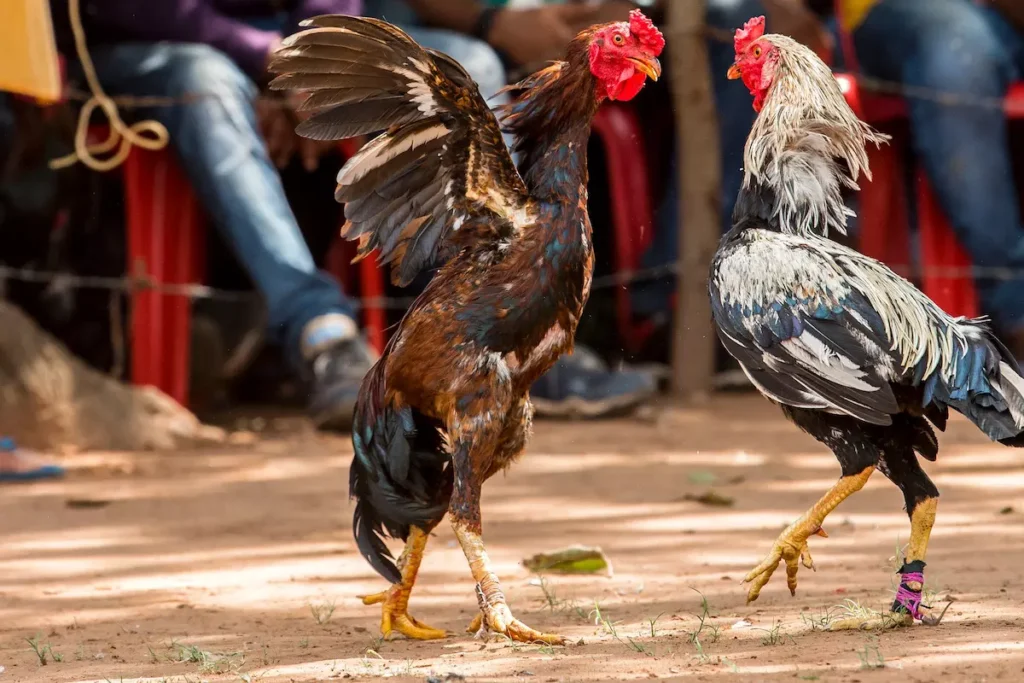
xmin=2 ymin=395 xmax=1023 ymax=683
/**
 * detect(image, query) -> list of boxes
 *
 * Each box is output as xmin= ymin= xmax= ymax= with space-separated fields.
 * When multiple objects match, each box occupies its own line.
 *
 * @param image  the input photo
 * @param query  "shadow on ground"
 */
xmin=1 ymin=395 xmax=1023 ymax=682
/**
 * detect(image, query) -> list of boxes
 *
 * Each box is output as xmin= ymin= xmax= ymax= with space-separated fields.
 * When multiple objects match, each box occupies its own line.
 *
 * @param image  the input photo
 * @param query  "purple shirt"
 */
xmin=52 ymin=0 xmax=362 ymax=79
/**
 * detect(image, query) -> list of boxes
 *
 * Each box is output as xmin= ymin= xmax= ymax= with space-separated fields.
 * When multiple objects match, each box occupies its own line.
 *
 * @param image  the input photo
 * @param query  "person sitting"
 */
xmin=48 ymin=0 xmax=377 ymax=431
xmin=842 ymin=0 xmax=1024 ymax=351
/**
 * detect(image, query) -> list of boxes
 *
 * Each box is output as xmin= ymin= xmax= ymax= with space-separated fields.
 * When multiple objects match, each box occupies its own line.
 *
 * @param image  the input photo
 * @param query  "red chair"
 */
xmin=591 ymin=103 xmax=657 ymax=354
xmin=122 ymin=144 xmax=206 ymax=407
xmin=832 ymin=0 xmax=1014 ymax=318
xmin=120 ymin=138 xmax=387 ymax=407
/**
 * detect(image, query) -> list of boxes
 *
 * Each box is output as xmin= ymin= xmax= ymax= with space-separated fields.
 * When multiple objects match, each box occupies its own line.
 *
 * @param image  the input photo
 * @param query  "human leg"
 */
xmin=854 ymin=0 xmax=1024 ymax=332
xmin=633 ymin=0 xmax=762 ymax=318
xmin=84 ymin=42 xmax=374 ymax=427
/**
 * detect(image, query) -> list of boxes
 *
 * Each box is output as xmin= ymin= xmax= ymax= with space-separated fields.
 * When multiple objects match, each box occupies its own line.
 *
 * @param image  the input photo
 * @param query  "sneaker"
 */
xmin=530 ymin=347 xmax=658 ymax=419
xmin=0 ymin=438 xmax=65 ymax=482
xmin=307 ymin=336 xmax=378 ymax=432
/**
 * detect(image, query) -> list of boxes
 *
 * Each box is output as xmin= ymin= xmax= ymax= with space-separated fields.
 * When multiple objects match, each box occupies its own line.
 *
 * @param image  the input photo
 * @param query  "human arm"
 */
xmin=81 ymin=0 xmax=280 ymax=79
xmin=403 ymin=0 xmax=593 ymax=67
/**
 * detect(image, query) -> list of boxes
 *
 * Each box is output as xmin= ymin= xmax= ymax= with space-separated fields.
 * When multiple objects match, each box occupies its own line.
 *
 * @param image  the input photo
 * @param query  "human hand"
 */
xmin=281 ymin=91 xmax=340 ymax=172
xmin=256 ymin=96 xmax=297 ymax=169
xmin=556 ymin=1 xmax=637 ymax=34
xmin=487 ymin=6 xmax=578 ymax=66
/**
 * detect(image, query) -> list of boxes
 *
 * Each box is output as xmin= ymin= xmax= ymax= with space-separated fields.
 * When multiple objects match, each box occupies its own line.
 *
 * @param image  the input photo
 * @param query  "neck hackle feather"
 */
xmin=743 ymin=34 xmax=890 ymax=238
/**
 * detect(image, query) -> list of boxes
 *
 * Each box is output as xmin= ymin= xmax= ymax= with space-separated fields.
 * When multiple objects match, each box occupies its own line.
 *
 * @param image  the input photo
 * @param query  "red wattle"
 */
xmin=608 ymin=68 xmax=645 ymax=102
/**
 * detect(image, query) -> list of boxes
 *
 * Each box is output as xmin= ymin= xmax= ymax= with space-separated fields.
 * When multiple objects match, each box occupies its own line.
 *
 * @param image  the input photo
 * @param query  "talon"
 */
xmin=920 ymin=601 xmax=952 ymax=627
xmin=360 ymin=590 xmax=389 ymax=606
xmin=369 ymin=585 xmax=448 ymax=641
xmin=744 ymin=521 xmax=823 ymax=603
xmin=800 ymin=544 xmax=815 ymax=571
xmin=477 ymin=601 xmax=566 ymax=645
xmin=829 ymin=612 xmax=913 ymax=631
xmin=466 ymin=613 xmax=484 ymax=634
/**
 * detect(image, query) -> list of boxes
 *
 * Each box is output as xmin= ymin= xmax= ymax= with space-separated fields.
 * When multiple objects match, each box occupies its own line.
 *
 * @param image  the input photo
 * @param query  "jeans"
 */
xmin=85 ymin=42 xmax=357 ymax=364
xmin=632 ymin=0 xmax=764 ymax=318
xmin=362 ymin=0 xmax=512 ymax=136
xmin=853 ymin=0 xmax=1024 ymax=331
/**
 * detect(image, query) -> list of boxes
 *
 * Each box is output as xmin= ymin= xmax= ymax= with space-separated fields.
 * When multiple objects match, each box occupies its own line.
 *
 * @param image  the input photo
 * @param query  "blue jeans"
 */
xmin=362 ymin=0 xmax=512 ymax=139
xmin=853 ymin=0 xmax=1024 ymax=331
xmin=85 ymin=42 xmax=357 ymax=364
xmin=632 ymin=0 xmax=764 ymax=318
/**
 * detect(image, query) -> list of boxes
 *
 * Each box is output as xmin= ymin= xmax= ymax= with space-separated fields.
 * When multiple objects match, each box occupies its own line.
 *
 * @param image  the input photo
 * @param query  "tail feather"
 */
xmin=930 ymin=325 xmax=1024 ymax=445
xmin=349 ymin=362 xmax=452 ymax=583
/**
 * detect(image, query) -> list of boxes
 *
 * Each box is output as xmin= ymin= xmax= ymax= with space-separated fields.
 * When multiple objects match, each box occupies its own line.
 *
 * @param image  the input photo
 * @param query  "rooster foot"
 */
xmin=744 ymin=523 xmax=828 ymax=604
xmin=829 ymin=611 xmax=914 ymax=631
xmin=360 ymin=587 xmax=448 ymax=640
xmin=472 ymin=600 xmax=565 ymax=645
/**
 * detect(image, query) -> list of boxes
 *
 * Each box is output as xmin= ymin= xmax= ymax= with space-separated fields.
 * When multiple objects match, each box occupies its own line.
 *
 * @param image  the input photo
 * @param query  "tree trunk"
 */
xmin=668 ymin=0 xmax=721 ymax=402
xmin=0 ymin=301 xmax=223 ymax=451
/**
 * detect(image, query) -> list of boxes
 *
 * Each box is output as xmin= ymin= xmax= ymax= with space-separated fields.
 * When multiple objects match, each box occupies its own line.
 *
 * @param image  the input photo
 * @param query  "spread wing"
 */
xmin=711 ymin=236 xmax=902 ymax=425
xmin=269 ymin=15 xmax=532 ymax=286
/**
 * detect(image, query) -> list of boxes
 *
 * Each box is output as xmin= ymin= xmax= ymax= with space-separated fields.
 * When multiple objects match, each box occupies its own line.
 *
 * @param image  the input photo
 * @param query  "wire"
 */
xmin=47 ymin=0 xmax=169 ymax=172
xmin=0 ymin=261 xmax=1021 ymax=313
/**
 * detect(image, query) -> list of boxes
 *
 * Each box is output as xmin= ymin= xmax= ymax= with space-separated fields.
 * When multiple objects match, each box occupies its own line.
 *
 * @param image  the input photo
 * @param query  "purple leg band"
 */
xmin=891 ymin=559 xmax=927 ymax=621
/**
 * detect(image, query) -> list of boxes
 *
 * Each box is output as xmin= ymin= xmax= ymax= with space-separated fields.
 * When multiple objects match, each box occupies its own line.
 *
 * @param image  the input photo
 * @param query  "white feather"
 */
xmin=337 ymin=122 xmax=450 ymax=186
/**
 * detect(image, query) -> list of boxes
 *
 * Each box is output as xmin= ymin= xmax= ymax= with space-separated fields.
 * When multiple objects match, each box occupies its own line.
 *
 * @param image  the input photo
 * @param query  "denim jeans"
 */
xmin=853 ymin=0 xmax=1024 ymax=331
xmin=85 ymin=42 xmax=357 ymax=364
xmin=362 ymin=0 xmax=512 ymax=144
xmin=632 ymin=0 xmax=764 ymax=318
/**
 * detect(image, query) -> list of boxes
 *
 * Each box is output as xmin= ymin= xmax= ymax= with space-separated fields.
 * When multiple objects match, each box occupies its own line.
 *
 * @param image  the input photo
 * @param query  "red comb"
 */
xmin=734 ymin=15 xmax=765 ymax=54
xmin=629 ymin=9 xmax=665 ymax=56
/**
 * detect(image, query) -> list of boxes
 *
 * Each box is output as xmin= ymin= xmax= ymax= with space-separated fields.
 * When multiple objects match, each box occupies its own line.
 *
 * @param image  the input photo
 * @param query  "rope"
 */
xmin=47 ymin=0 xmax=169 ymax=172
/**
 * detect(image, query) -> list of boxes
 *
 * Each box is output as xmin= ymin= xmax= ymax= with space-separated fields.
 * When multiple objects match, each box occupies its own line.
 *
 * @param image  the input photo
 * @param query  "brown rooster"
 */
xmin=269 ymin=10 xmax=663 ymax=643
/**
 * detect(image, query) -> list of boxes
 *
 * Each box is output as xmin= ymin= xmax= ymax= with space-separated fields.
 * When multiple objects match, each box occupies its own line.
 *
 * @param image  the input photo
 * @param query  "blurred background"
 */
xmin=1 ymin=0 xmax=1024 ymax=453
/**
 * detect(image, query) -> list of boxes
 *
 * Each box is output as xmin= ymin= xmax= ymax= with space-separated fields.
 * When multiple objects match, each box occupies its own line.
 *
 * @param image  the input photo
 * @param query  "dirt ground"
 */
xmin=2 ymin=395 xmax=1023 ymax=683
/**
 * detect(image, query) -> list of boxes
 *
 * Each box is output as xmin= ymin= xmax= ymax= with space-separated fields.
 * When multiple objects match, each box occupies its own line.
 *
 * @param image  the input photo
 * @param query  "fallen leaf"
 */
xmin=688 ymin=471 xmax=717 ymax=485
xmin=66 ymin=499 xmax=112 ymax=509
xmin=680 ymin=491 xmax=734 ymax=507
xmin=523 ymin=546 xmax=613 ymax=576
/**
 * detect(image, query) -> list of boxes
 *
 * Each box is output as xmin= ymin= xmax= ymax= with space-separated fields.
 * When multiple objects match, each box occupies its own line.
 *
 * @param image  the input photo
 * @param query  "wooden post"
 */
xmin=668 ymin=0 xmax=721 ymax=401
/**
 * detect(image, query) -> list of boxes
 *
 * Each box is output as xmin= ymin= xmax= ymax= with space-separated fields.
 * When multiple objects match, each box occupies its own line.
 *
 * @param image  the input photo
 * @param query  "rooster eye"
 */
xmin=613 ymin=34 xmax=625 ymax=46
xmin=752 ymin=45 xmax=762 ymax=58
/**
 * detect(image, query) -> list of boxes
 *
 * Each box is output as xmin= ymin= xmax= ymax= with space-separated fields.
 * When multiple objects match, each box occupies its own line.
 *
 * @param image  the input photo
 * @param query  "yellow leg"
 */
xmin=745 ymin=466 xmax=874 ymax=604
xmin=452 ymin=520 xmax=566 ymax=645
xmin=358 ymin=527 xmax=448 ymax=640
xmin=831 ymin=497 xmax=940 ymax=631
xmin=906 ymin=496 xmax=937 ymax=566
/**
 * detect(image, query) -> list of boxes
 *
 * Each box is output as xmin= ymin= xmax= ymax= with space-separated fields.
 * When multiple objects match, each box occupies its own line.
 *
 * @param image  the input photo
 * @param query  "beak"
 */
xmin=628 ymin=56 xmax=661 ymax=82
xmin=727 ymin=63 xmax=742 ymax=80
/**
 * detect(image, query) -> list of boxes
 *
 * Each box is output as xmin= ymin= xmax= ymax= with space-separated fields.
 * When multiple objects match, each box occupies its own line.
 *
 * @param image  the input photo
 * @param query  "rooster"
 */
xmin=269 ymin=11 xmax=664 ymax=643
xmin=712 ymin=16 xmax=1024 ymax=629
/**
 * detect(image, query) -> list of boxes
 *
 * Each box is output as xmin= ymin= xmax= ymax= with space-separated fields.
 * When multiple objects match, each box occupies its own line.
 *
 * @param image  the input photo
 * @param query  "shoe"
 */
xmin=0 ymin=438 xmax=65 ymax=482
xmin=307 ymin=336 xmax=378 ymax=432
xmin=530 ymin=347 xmax=658 ymax=419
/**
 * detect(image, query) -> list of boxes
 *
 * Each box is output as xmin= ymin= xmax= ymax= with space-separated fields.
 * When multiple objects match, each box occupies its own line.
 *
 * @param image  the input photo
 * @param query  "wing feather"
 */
xmin=270 ymin=15 xmax=532 ymax=285
xmin=711 ymin=235 xmax=901 ymax=424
